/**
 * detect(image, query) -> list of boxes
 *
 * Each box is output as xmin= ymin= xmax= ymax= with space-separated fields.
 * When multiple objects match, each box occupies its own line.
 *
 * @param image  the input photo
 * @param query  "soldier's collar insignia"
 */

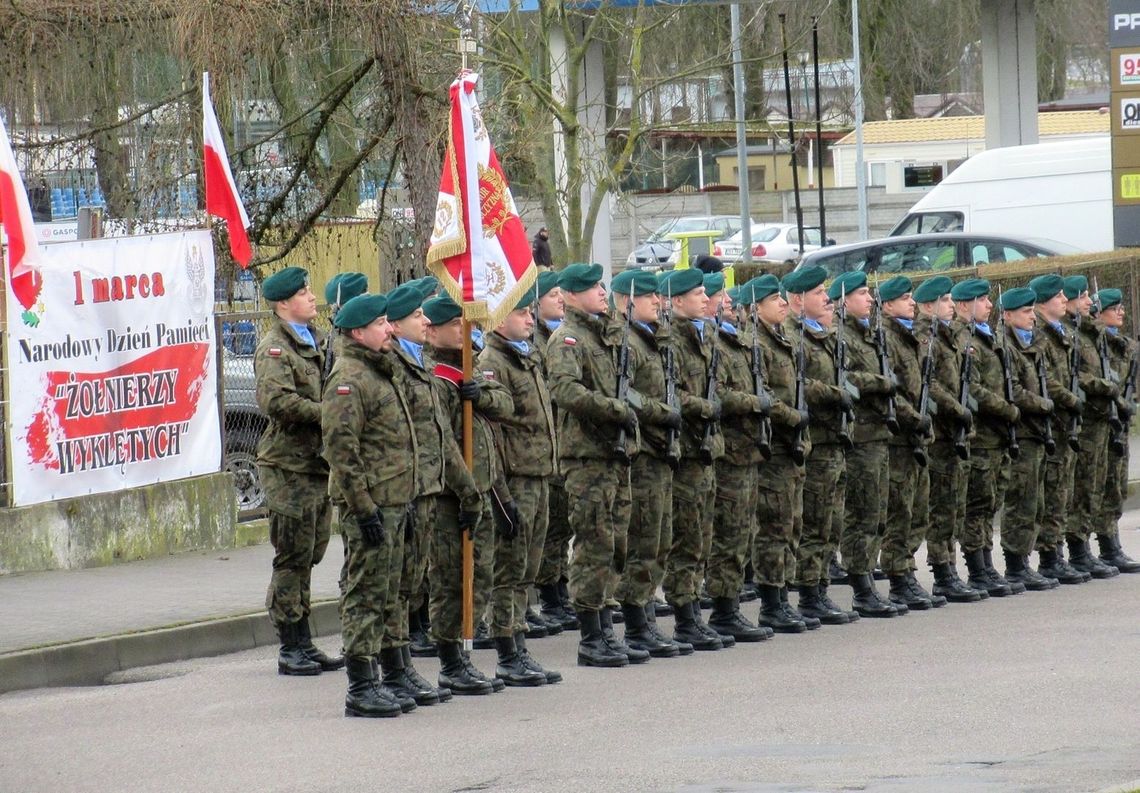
xmin=268 ymin=347 xmax=282 ymax=357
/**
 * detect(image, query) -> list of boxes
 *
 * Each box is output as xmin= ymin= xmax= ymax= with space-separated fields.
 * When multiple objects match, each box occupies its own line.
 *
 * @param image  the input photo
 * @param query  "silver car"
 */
xmin=625 ymin=215 xmax=750 ymax=267
xmin=715 ymin=223 xmax=825 ymax=265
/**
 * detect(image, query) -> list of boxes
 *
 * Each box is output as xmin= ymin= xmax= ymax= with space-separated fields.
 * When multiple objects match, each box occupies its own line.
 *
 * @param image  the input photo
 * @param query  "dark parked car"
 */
xmin=221 ymin=347 xmax=267 ymax=512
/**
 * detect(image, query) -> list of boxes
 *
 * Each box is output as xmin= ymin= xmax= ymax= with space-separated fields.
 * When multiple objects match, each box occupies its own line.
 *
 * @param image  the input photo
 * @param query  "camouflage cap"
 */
xmin=1000 ymin=287 xmax=1036 ymax=311
xmin=950 ymin=278 xmax=990 ymax=301
xmin=1029 ymin=274 xmax=1065 ymax=303
xmin=334 ymin=293 xmax=389 ymax=329
xmin=262 ymin=266 xmax=308 ymax=302
xmin=878 ymin=275 xmax=913 ymax=303
xmin=386 ymin=283 xmax=424 ymax=322
xmin=1063 ymin=274 xmax=1088 ymax=299
xmin=423 ymin=294 xmax=462 ymax=325
xmin=826 ymin=271 xmax=867 ymax=302
xmin=912 ymin=275 xmax=953 ymax=304
xmin=558 ymin=263 xmax=604 ymax=293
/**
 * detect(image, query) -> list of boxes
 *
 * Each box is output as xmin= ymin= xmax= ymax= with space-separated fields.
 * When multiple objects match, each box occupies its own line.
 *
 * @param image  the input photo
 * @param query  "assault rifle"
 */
xmin=321 ymin=283 xmax=343 ymax=385
xmin=994 ymin=286 xmax=1020 ymax=460
xmin=1067 ymin=305 xmax=1085 ymax=453
xmin=834 ymin=283 xmax=856 ymax=450
xmin=913 ymin=314 xmax=939 ymax=466
xmin=1036 ymin=352 xmax=1057 ymax=456
xmin=953 ymin=305 xmax=976 ymax=461
xmin=1118 ymin=346 xmax=1139 ymax=458
xmin=791 ymin=315 xmax=808 ymax=465
xmin=872 ymin=279 xmax=900 ymax=434
xmin=661 ymin=295 xmax=683 ymax=468
xmin=1092 ymin=277 xmax=1125 ymax=455
xmin=749 ymin=305 xmax=773 ymax=461
xmin=699 ymin=306 xmax=723 ymax=465
xmin=614 ymin=294 xmax=637 ymax=462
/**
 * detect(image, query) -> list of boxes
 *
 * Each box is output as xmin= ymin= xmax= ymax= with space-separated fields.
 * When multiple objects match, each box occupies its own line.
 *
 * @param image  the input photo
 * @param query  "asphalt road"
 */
xmin=3 ymin=531 xmax=1140 ymax=793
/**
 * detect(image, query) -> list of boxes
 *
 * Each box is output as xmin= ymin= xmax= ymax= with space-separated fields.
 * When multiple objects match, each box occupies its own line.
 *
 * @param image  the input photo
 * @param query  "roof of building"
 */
xmin=833 ymin=110 xmax=1109 ymax=147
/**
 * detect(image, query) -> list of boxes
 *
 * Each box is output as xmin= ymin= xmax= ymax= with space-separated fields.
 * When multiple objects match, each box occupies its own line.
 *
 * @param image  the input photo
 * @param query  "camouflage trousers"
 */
xmin=1067 ymin=419 xmax=1110 ymax=543
xmin=1101 ymin=440 xmax=1129 ymax=539
xmin=535 ymin=478 xmax=570 ymax=586
xmin=428 ymin=493 xmax=494 ymax=643
xmin=882 ymin=445 xmax=923 ymax=575
xmin=662 ymin=460 xmax=714 ymax=607
xmin=840 ymin=441 xmax=888 ymax=575
xmin=962 ymin=447 xmax=1009 ymax=553
xmin=261 ymin=467 xmax=332 ymax=628
xmin=614 ymin=454 xmax=673 ymax=607
xmin=565 ymin=459 xmax=632 ymax=611
xmin=753 ymin=453 xmax=805 ymax=588
xmin=925 ymin=441 xmax=967 ymax=566
xmin=1037 ymin=438 xmax=1075 ymax=552
xmin=491 ymin=476 xmax=549 ymax=637
xmin=999 ymin=439 xmax=1046 ymax=556
xmin=340 ymin=504 xmax=404 ymax=658
xmin=706 ymin=460 xmax=758 ymax=598
xmin=381 ymin=497 xmax=434 ymax=649
xmin=796 ymin=444 xmax=845 ymax=586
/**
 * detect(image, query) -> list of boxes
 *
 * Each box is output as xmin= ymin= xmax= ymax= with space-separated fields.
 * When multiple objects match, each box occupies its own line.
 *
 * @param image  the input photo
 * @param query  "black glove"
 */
xmin=661 ymin=409 xmax=683 ymax=430
xmin=915 ymin=414 xmax=933 ymax=435
xmin=497 ymin=499 xmax=521 ymax=541
xmin=795 ymin=409 xmax=810 ymax=429
xmin=458 ymin=509 xmax=480 ymax=538
xmin=403 ymin=503 xmax=416 ymax=543
xmin=838 ymin=392 xmax=855 ymax=412
xmin=620 ymin=406 xmax=639 ymax=436
xmin=459 ymin=379 xmax=483 ymax=402
xmin=357 ymin=510 xmax=386 ymax=547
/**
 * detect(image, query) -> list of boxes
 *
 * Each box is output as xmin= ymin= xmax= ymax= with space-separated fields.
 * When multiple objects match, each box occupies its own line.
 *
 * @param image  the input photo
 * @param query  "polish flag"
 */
xmin=202 ymin=72 xmax=252 ymax=268
xmin=0 ymin=113 xmax=44 ymax=322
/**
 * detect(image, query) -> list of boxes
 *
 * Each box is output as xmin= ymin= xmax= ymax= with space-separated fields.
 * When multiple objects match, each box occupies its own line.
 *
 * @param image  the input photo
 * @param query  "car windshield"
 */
xmin=648 ymin=218 xmax=709 ymax=241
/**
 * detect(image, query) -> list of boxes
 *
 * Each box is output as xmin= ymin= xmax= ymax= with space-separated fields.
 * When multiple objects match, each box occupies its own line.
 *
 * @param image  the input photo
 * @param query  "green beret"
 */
xmin=661 ymin=267 xmax=704 ymax=298
xmin=1000 ymin=287 xmax=1037 ymax=311
xmin=263 ymin=266 xmax=308 ymax=302
xmin=878 ymin=276 xmax=913 ymax=303
xmin=423 ymin=294 xmax=462 ymax=325
xmin=1098 ymin=288 xmax=1123 ymax=310
xmin=703 ymin=273 xmax=726 ymax=296
xmin=412 ymin=276 xmax=440 ymax=299
xmin=334 ymin=293 xmax=388 ymax=329
xmin=1063 ymin=275 xmax=1088 ymax=299
xmin=386 ymin=284 xmax=424 ymax=322
xmin=741 ymin=274 xmax=782 ymax=305
xmin=912 ymin=275 xmax=953 ymax=304
xmin=536 ymin=270 xmax=561 ymax=299
xmin=781 ymin=265 xmax=827 ymax=295
xmin=826 ymin=271 xmax=867 ymax=302
xmin=611 ymin=269 xmax=659 ymax=297
xmin=1029 ymin=274 xmax=1065 ymax=303
xmin=558 ymin=263 xmax=604 ymax=294
xmin=727 ymin=286 xmax=741 ymax=306
xmin=950 ymin=278 xmax=990 ymax=301
xmin=326 ymin=272 xmax=368 ymax=305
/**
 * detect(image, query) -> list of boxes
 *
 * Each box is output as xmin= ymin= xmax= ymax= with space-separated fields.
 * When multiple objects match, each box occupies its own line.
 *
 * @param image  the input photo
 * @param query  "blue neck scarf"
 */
xmin=975 ymin=322 xmax=993 ymax=337
xmin=720 ymin=321 xmax=738 ymax=335
xmin=940 ymin=318 xmax=951 ymax=327
xmin=471 ymin=328 xmax=485 ymax=351
xmin=1107 ymin=326 xmax=1119 ymax=336
xmin=544 ymin=318 xmax=562 ymax=332
xmin=895 ymin=318 xmax=914 ymax=331
xmin=1047 ymin=320 xmax=1065 ymax=336
xmin=691 ymin=319 xmax=705 ymax=340
xmin=397 ymin=337 xmax=424 ymax=367
xmin=858 ymin=317 xmax=870 ymax=328
xmin=1015 ymin=327 xmax=1034 ymax=346
xmin=288 ymin=322 xmax=315 ymax=348
xmin=802 ymin=317 xmax=823 ymax=332
xmin=635 ymin=320 xmax=654 ymax=334
xmin=507 ymin=339 xmax=530 ymax=356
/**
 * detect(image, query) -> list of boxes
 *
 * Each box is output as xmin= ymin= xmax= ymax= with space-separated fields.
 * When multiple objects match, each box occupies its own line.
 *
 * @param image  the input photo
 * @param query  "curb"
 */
xmin=0 ymin=600 xmax=341 ymax=695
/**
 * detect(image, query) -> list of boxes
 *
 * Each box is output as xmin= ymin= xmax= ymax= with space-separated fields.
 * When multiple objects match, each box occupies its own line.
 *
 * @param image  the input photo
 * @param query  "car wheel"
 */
xmin=224 ymin=430 xmax=265 ymax=512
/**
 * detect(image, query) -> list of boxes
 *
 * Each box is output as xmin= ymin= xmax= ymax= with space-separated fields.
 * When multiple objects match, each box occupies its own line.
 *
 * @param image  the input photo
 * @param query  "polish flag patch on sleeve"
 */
xmin=336 ymin=384 xmax=352 ymax=395
xmin=564 ymin=336 xmax=577 ymax=346
xmin=482 ymin=370 xmax=495 ymax=380
xmin=268 ymin=347 xmax=283 ymax=357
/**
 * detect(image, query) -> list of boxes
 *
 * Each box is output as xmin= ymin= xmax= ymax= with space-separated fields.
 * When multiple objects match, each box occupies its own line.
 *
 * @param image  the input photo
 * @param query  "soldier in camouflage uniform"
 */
xmin=950 ymin=279 xmax=1021 ymax=598
xmin=701 ymin=273 xmax=772 ymax=642
xmin=254 ymin=266 xmax=343 ymax=677
xmin=1029 ymin=274 xmax=1090 ymax=585
xmin=478 ymin=291 xmax=563 ymax=683
xmin=877 ymin=276 xmax=943 ymax=611
xmin=1093 ymin=288 xmax=1140 ymax=573
xmin=321 ymin=293 xmax=414 ymax=718
xmin=829 ymin=271 xmax=900 ymax=617
xmin=1063 ymin=275 xmax=1121 ymax=579
xmin=423 ymin=294 xmax=525 ymax=692
xmin=782 ymin=266 xmax=859 ymax=624
xmin=913 ymin=275 xmax=983 ymax=604
xmin=997 ymin=286 xmax=1060 ymax=591
xmin=546 ymin=263 xmax=644 ymax=668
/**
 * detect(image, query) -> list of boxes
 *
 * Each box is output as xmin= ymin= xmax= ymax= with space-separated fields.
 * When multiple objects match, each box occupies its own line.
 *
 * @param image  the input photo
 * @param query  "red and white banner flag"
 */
xmin=202 ymin=72 xmax=252 ymax=268
xmin=426 ymin=71 xmax=536 ymax=328
xmin=0 ymin=114 xmax=46 ymax=326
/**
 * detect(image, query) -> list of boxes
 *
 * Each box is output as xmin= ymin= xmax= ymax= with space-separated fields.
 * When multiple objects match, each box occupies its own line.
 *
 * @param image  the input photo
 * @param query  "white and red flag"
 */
xmin=426 ymin=71 xmax=535 ymax=328
xmin=0 ymin=113 xmax=45 ymax=326
xmin=202 ymin=72 xmax=252 ymax=268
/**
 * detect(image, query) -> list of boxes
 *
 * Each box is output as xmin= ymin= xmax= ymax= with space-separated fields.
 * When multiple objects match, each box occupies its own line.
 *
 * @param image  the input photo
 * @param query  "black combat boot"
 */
xmin=462 ymin=649 xmax=506 ymax=692
xmin=888 ymin=574 xmax=932 ymax=611
xmin=437 ymin=641 xmax=493 ymax=695
xmin=401 ymin=645 xmax=450 ymax=702
xmin=600 ymin=608 xmax=649 ymax=663
xmin=472 ymin=619 xmax=495 ymax=649
xmin=798 ymin=584 xmax=851 ymax=624
xmin=1002 ymin=550 xmax=1056 ymax=591
xmin=828 ymin=554 xmax=850 ymax=586
xmin=379 ymin=646 xmax=436 ymax=706
xmin=1067 ymin=535 xmax=1119 ymax=579
xmin=1038 ymin=546 xmax=1087 ymax=585
xmin=539 ymin=582 xmax=578 ymax=630
xmin=819 ymin=581 xmax=860 ymax=621
xmin=672 ymin=601 xmax=723 ymax=650
xmin=947 ymin=559 xmax=988 ymax=600
xmin=931 ymin=562 xmax=982 ymax=603
xmin=758 ymin=584 xmax=807 ymax=632
xmin=741 ymin=563 xmax=760 ymax=602
xmin=709 ymin=596 xmax=772 ymax=640
xmin=296 ymin=618 xmax=345 ymax=671
xmin=645 ymin=604 xmax=693 ymax=655
xmin=528 ymin=605 xmax=563 ymax=635
xmin=493 ymin=635 xmax=547 ymax=686
xmin=780 ymin=587 xmax=822 ymax=628
xmin=965 ymin=548 xmax=1011 ymax=597
xmin=623 ymin=603 xmax=680 ymax=658
xmin=344 ymin=656 xmax=402 ymax=718
xmin=577 ymin=609 xmax=629 ymax=668
xmin=277 ymin=622 xmax=322 ymax=676
xmin=691 ymin=599 xmax=736 ymax=647
xmin=516 ymin=632 xmax=562 ymax=683
xmin=1097 ymin=534 xmax=1140 ymax=573
xmin=849 ymin=573 xmax=899 ymax=618
xmin=408 ymin=610 xmax=437 ymax=657
xmin=984 ymin=548 xmax=1024 ymax=595
xmin=906 ymin=570 xmax=945 ymax=608
xmin=652 ymin=596 xmax=674 ymax=617
xmin=523 ymin=610 xmax=549 ymax=639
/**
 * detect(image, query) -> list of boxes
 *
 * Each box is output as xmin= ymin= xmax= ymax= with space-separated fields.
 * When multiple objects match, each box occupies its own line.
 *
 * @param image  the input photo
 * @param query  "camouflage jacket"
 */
xmin=1106 ymin=328 xmax=1137 ymax=416
xmin=671 ymin=318 xmax=724 ymax=462
xmin=783 ymin=316 xmax=851 ymax=447
xmin=1005 ymin=326 xmax=1055 ymax=445
xmin=883 ymin=317 xmax=926 ymax=449
xmin=254 ymin=316 xmax=329 ymax=475
xmin=716 ymin=322 xmax=769 ymax=466
xmin=840 ymin=314 xmax=894 ymax=444
xmin=547 ymin=306 xmax=637 ymax=462
xmin=965 ymin=324 xmax=1021 ymax=450
xmin=477 ymin=332 xmax=558 ymax=478
xmin=1035 ymin=318 xmax=1083 ymax=436
xmin=755 ymin=318 xmax=811 ymax=459
xmin=915 ymin=315 xmax=970 ymax=444
xmin=534 ymin=318 xmax=559 ymax=376
xmin=1073 ymin=316 xmax=1121 ymax=423
xmin=628 ymin=320 xmax=682 ymax=462
xmin=430 ymin=346 xmax=514 ymax=499
xmin=321 ymin=341 xmax=417 ymax=515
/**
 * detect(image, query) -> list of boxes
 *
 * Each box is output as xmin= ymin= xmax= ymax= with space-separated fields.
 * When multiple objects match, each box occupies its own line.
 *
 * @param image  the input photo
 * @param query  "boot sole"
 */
xmin=278 ymin=665 xmax=322 ymax=676
xmin=762 ymin=623 xmax=808 ymax=633
xmin=710 ymin=630 xmax=770 ymax=642
xmin=577 ymin=656 xmax=629 ymax=668
xmin=345 ymin=705 xmax=401 ymax=718
xmin=442 ymin=685 xmax=494 ymax=695
xmin=500 ymin=677 xmax=547 ymax=687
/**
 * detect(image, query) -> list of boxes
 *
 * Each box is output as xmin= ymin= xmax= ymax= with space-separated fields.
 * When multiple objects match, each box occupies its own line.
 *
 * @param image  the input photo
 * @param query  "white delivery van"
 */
xmin=889 ymin=137 xmax=1112 ymax=252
